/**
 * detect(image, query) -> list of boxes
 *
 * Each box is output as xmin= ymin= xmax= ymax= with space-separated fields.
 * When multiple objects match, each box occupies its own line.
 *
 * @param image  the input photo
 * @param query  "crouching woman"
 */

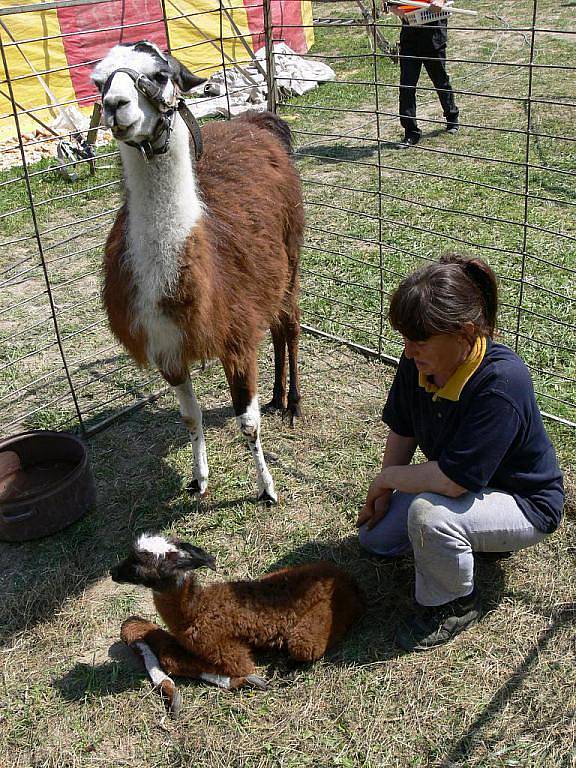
xmin=357 ymin=254 xmax=564 ymax=652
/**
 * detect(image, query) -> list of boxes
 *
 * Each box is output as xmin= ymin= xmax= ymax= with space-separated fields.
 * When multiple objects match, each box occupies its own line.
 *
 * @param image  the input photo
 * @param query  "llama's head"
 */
xmin=91 ymin=41 xmax=204 ymax=146
xmin=111 ymin=533 xmax=216 ymax=591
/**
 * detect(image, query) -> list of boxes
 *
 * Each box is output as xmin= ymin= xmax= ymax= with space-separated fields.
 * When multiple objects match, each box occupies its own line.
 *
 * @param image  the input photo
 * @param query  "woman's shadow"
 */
xmin=207 ymin=535 xmax=507 ymax=682
xmin=264 ymin=536 xmax=507 ymax=669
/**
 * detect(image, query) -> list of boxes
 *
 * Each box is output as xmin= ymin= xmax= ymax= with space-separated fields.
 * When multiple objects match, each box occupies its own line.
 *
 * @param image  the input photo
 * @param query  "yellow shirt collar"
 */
xmin=418 ymin=336 xmax=487 ymax=402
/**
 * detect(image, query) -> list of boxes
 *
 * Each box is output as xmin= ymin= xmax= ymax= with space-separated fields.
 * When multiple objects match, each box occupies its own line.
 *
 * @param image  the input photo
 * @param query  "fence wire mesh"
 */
xmin=0 ymin=0 xmax=574 ymax=440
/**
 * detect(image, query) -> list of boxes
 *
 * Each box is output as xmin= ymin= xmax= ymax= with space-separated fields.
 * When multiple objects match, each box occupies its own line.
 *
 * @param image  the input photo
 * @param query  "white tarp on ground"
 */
xmin=187 ymin=42 xmax=336 ymax=118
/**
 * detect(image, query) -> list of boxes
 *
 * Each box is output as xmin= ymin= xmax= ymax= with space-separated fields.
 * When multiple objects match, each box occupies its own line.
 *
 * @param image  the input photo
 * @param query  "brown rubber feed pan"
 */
xmin=0 ymin=430 xmax=96 ymax=542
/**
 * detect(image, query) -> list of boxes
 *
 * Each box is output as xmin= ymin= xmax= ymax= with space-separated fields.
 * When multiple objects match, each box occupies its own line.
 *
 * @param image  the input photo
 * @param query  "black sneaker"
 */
xmin=446 ymin=116 xmax=459 ymax=134
xmin=395 ymin=589 xmax=481 ymax=652
xmin=397 ymin=134 xmax=420 ymax=149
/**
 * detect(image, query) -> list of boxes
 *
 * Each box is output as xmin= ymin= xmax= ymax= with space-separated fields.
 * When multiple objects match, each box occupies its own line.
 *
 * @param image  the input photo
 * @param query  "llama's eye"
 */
xmin=153 ymin=73 xmax=169 ymax=86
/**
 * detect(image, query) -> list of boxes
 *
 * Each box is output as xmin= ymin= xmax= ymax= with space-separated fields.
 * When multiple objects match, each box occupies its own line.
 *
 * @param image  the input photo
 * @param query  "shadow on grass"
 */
xmin=51 ymin=534 xmax=511 ymax=704
xmin=295 ymin=127 xmax=460 ymax=165
xmin=265 ymin=535 xmax=508 ymax=668
xmin=0 ymin=398 xmax=244 ymax=646
xmin=53 ymin=643 xmax=141 ymax=701
xmin=436 ymin=602 xmax=576 ymax=767
xmin=296 ymin=143 xmax=380 ymax=163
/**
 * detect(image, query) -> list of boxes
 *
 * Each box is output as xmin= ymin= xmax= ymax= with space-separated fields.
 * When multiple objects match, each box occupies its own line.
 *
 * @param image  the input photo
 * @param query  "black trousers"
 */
xmin=399 ymin=19 xmax=458 ymax=138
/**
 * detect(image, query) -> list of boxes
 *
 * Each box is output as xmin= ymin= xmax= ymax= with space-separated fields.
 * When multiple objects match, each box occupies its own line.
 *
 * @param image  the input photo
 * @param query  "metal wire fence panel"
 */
xmin=0 ymin=0 xmax=276 ymax=437
xmin=0 ymin=0 xmax=574 ymax=438
xmin=278 ymin=0 xmax=575 ymax=426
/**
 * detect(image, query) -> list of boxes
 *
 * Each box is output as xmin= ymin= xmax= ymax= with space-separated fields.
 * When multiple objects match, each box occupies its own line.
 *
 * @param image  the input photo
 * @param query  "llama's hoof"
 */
xmin=258 ymin=490 xmax=277 ymax=506
xmin=187 ymin=479 xmax=208 ymax=497
xmin=244 ymin=674 xmax=269 ymax=690
xmin=283 ymin=403 xmax=302 ymax=427
xmin=159 ymin=678 xmax=182 ymax=717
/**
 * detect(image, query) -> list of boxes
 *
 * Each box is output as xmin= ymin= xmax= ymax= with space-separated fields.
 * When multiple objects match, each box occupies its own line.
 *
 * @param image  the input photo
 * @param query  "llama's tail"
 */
xmin=240 ymin=111 xmax=293 ymax=155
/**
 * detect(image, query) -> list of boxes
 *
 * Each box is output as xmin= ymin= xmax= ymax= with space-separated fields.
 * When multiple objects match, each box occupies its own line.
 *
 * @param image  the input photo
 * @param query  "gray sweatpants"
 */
xmin=358 ymin=489 xmax=548 ymax=606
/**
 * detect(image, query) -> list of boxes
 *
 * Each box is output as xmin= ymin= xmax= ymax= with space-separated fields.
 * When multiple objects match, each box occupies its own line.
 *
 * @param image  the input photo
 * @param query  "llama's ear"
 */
xmin=174 ymin=542 xmax=217 ymax=571
xmin=165 ymin=54 xmax=206 ymax=93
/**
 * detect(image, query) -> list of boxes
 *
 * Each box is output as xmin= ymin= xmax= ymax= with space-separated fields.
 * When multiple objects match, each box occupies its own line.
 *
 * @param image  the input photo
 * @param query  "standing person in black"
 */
xmin=391 ymin=0 xmax=459 ymax=148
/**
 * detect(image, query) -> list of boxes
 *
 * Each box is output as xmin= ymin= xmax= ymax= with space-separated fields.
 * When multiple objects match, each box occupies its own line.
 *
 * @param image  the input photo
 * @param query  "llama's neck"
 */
xmin=152 ymin=576 xmax=200 ymax=632
xmin=120 ymin=115 xmax=204 ymax=297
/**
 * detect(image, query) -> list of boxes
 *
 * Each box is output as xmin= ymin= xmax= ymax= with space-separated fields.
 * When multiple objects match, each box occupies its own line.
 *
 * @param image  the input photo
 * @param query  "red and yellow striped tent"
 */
xmin=0 ymin=0 xmax=314 ymax=140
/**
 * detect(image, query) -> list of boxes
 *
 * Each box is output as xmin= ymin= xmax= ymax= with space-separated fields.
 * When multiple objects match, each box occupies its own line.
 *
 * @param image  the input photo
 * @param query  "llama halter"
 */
xmin=101 ymin=67 xmax=203 ymax=162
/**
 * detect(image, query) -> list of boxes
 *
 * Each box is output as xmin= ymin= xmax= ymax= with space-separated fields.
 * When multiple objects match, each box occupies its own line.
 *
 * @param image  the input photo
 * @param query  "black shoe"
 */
xmin=397 ymin=134 xmax=420 ymax=149
xmin=446 ymin=115 xmax=459 ymax=134
xmin=395 ymin=589 xmax=481 ymax=652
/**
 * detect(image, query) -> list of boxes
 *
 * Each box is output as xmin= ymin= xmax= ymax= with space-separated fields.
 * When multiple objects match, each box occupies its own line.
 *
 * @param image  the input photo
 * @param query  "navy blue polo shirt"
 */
xmin=382 ymin=339 xmax=564 ymax=533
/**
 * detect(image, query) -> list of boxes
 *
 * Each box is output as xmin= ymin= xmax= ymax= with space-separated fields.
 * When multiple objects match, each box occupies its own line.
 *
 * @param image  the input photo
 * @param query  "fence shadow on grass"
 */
xmin=436 ymin=602 xmax=576 ymax=767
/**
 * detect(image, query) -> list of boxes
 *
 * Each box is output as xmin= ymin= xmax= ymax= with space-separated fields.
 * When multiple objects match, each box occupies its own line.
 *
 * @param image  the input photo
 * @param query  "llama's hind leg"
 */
xmin=121 ymin=617 xmax=262 ymax=700
xmin=284 ymin=304 xmax=302 ymax=426
xmin=162 ymin=369 xmax=209 ymax=496
xmin=264 ymin=321 xmax=287 ymax=413
xmin=223 ymin=355 xmax=277 ymax=504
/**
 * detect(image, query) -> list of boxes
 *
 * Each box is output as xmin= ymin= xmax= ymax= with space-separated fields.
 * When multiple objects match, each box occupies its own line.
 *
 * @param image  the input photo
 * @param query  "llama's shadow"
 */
xmin=53 ymin=643 xmax=141 ymax=702
xmin=0 ymin=377 xmax=302 ymax=647
xmin=52 ymin=537 xmax=510 ymax=702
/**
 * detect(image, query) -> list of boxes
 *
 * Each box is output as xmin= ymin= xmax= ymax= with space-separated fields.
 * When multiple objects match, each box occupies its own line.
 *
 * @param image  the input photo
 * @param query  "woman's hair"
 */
xmin=388 ymin=254 xmax=498 ymax=340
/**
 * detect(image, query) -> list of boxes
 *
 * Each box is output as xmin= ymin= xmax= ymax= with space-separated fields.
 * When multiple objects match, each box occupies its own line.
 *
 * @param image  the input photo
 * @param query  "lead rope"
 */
xmin=177 ymin=100 xmax=203 ymax=161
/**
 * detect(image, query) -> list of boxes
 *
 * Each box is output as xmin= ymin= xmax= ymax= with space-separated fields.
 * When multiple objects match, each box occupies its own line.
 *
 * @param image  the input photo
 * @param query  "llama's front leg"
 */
xmin=121 ymin=617 xmax=263 ymax=713
xmin=223 ymin=357 xmax=277 ymax=505
xmin=162 ymin=370 xmax=209 ymax=495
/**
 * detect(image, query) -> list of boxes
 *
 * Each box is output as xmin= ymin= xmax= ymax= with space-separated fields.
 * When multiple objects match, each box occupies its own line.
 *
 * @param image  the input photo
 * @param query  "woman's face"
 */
xmin=403 ymin=333 xmax=470 ymax=380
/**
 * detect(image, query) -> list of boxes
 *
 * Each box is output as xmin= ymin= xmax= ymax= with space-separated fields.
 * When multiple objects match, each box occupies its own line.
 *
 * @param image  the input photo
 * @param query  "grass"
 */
xmin=281 ymin=0 xmax=576 ymax=421
xmin=0 ymin=1 xmax=575 ymax=766
xmin=0 ymin=338 xmax=575 ymax=767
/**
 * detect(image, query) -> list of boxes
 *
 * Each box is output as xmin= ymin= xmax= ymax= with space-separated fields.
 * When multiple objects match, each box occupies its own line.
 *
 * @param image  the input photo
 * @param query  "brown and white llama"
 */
xmin=111 ymin=534 xmax=365 ymax=713
xmin=91 ymin=42 xmax=303 ymax=503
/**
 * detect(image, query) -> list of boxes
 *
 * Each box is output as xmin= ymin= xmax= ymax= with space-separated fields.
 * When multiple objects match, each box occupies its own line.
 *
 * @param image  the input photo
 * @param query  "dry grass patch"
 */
xmin=1 ymin=337 xmax=574 ymax=768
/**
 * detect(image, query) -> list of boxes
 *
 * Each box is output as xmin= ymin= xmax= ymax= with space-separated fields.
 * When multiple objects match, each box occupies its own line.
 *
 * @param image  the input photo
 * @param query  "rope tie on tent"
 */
xmin=102 ymin=67 xmax=203 ymax=163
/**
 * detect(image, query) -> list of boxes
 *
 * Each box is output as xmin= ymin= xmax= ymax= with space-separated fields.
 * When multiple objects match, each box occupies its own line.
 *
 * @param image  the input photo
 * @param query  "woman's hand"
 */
xmin=356 ymin=475 xmax=393 ymax=530
xmin=430 ymin=0 xmax=446 ymax=10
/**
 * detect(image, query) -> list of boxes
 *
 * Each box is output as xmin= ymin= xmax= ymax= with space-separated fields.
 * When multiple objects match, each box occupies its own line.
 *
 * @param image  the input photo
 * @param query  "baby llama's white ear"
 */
xmin=165 ymin=54 xmax=206 ymax=93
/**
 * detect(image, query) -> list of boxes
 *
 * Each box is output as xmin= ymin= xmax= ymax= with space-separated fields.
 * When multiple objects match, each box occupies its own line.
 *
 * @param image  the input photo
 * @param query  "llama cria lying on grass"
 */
xmin=92 ymin=42 xmax=304 ymax=504
xmin=111 ymin=534 xmax=365 ymax=712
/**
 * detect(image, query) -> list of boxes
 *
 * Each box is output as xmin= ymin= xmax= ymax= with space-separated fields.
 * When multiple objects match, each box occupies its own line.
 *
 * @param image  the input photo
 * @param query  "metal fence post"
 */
xmin=514 ymin=0 xmax=538 ymax=355
xmin=262 ymin=0 xmax=277 ymax=112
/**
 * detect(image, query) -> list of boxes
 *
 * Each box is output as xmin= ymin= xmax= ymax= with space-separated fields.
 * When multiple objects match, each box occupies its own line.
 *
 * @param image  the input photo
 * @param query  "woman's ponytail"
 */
xmin=440 ymin=254 xmax=498 ymax=336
